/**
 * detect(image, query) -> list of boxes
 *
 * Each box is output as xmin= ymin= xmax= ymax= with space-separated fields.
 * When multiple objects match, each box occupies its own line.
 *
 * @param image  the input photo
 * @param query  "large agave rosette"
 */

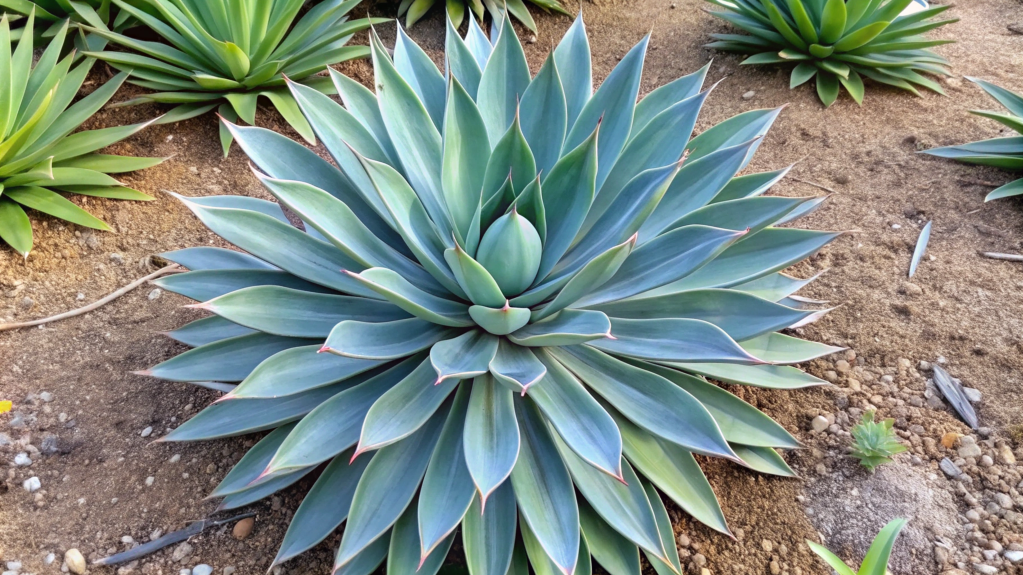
xmin=145 ymin=14 xmax=843 ymax=575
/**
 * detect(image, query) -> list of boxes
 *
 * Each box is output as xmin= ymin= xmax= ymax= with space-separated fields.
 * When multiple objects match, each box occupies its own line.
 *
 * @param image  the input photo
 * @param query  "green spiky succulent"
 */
xmin=145 ymin=14 xmax=844 ymax=575
xmin=0 ymin=13 xmax=163 ymax=257
xmin=923 ymin=78 xmax=1023 ymax=201
xmin=400 ymin=0 xmax=568 ymax=32
xmin=2 ymin=0 xmax=132 ymax=46
xmin=808 ymin=518 xmax=907 ymax=575
xmin=704 ymin=0 xmax=957 ymax=106
xmin=849 ymin=411 xmax=906 ymax=471
xmin=82 ymin=0 xmax=383 ymax=155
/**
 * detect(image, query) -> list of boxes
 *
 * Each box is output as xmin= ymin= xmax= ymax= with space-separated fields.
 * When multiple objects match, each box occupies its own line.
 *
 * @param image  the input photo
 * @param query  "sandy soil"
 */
xmin=2 ymin=0 xmax=1023 ymax=574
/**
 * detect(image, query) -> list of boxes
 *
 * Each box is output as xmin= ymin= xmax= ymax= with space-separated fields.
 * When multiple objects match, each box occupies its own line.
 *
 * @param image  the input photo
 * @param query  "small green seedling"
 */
xmin=808 ymin=518 xmax=907 ymax=575
xmin=850 ymin=411 xmax=907 ymax=471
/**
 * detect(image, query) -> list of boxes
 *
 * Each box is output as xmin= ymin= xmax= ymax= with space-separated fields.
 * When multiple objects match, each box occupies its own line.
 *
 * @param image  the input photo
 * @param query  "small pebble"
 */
xmin=810 ymin=415 xmax=829 ymax=433
xmin=193 ymin=565 xmax=213 ymax=575
xmin=140 ymin=426 xmax=153 ymax=438
xmin=223 ymin=568 xmax=236 ymax=575
xmin=232 ymin=517 xmax=254 ymax=540
xmin=13 ymin=453 xmax=31 ymax=466
xmin=146 ymin=476 xmax=155 ymax=486
xmin=169 ymin=454 xmax=181 ymax=464
xmin=148 ymin=288 xmax=162 ymax=300
xmin=23 ymin=477 xmax=41 ymax=492
xmin=6 ymin=562 xmax=22 ymax=572
xmin=45 ymin=553 xmax=56 ymax=565
xmin=65 ymin=549 xmax=86 ymax=575
xmin=742 ymin=90 xmax=755 ymax=100
xmin=39 ymin=392 xmax=53 ymax=403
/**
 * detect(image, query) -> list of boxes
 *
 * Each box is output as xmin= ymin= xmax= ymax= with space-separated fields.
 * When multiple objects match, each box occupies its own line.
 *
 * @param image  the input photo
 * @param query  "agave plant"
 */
xmin=2 ymin=0 xmax=132 ymax=46
xmin=399 ymin=0 xmax=567 ymax=32
xmin=145 ymin=14 xmax=844 ymax=575
xmin=923 ymin=78 xmax=1023 ymax=201
xmin=808 ymin=518 xmax=907 ymax=575
xmin=0 ymin=13 xmax=162 ymax=257
xmin=704 ymin=0 xmax=957 ymax=106
xmin=82 ymin=0 xmax=383 ymax=155
xmin=849 ymin=411 xmax=905 ymax=471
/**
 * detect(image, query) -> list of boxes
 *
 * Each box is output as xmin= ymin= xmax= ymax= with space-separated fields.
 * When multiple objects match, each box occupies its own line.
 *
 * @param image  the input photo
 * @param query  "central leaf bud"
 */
xmin=476 ymin=209 xmax=542 ymax=297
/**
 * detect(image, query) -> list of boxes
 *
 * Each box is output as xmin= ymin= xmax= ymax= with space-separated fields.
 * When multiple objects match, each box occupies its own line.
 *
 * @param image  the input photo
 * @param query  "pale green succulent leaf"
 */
xmin=202 ymin=285 xmax=407 ymax=338
xmin=535 ymin=127 xmax=598 ymax=281
xmin=464 ymin=374 xmax=521 ymax=501
xmin=640 ymin=140 xmax=758 ymax=238
xmin=519 ymin=52 xmax=567 ymax=177
xmin=640 ymin=362 xmax=800 ymax=448
xmin=335 ymin=405 xmax=448 ymax=569
xmin=508 ymin=309 xmax=611 ymax=347
xmin=643 ymin=481 xmax=683 ymax=575
xmin=631 ymin=62 xmax=709 ymax=139
xmin=711 ymin=166 xmax=792 ymax=203
xmin=330 ymin=68 xmax=400 ymax=164
xmin=264 ymin=358 xmax=420 ymax=473
xmin=273 ymin=449 xmax=371 ymax=566
xmin=553 ymin=14 xmax=591 ymax=129
xmin=464 ymin=15 xmax=493 ymax=69
xmin=390 ymin=499 xmax=455 ymax=575
xmin=227 ymin=346 xmax=387 ymax=400
xmin=161 ymin=246 xmax=275 ymax=271
xmin=481 ymin=116 xmax=536 ymax=221
xmin=477 ymin=13 xmax=530 ymax=143
xmin=163 ymin=379 xmax=353 ymax=441
xmin=145 ymin=332 xmax=315 ymax=383
xmin=668 ymin=361 xmax=827 ymax=389
xmin=356 ymin=359 xmax=460 ymax=453
xmin=590 ymin=289 xmax=812 ymax=341
xmin=614 ymin=412 xmax=729 ymax=535
xmin=577 ymin=226 xmax=746 ymax=307
xmin=565 ymin=35 xmax=646 ymax=190
xmin=510 ymin=396 xmax=579 ymax=575
xmin=578 ymin=498 xmax=641 ymax=575
xmin=488 ymin=340 xmax=547 ymax=394
xmin=591 ymin=318 xmax=763 ymax=364
xmin=210 ymin=422 xmax=298 ymax=497
xmin=468 ymin=304 xmax=533 ymax=336
xmin=731 ymin=444 xmax=796 ymax=477
xmin=806 ymin=542 xmax=857 ymax=575
xmin=552 ymin=433 xmax=668 ymax=568
xmin=739 ymin=332 xmax=843 ymax=364
xmin=418 ymin=385 xmax=475 ymax=557
xmin=530 ymin=349 xmax=624 ymax=479
xmin=165 ymin=315 xmax=256 ymax=347
xmin=431 ymin=330 xmax=500 ymax=383
xmin=442 ymin=77 xmax=490 ymax=246
xmin=552 ymin=347 xmax=736 ymax=461
xmin=335 ymin=530 xmax=391 ymax=575
xmin=3 ymin=186 xmax=109 ymax=230
xmin=346 ymin=268 xmax=473 ymax=327
xmin=445 ymin=16 xmax=483 ymax=98
xmin=588 ymin=92 xmax=706 ymax=232
xmin=859 ymin=518 xmax=908 ymax=575
xmin=393 ymin=23 xmax=446 ymax=130
xmin=444 ymin=244 xmax=507 ymax=308
xmin=218 ymin=466 xmax=312 ymax=510
xmin=463 ymin=484 xmax=518 ymax=575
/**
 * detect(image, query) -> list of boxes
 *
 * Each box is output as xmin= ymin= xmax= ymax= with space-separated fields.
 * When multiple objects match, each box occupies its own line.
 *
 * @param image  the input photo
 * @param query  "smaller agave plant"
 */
xmin=0 ymin=13 xmax=163 ymax=257
xmin=923 ymin=78 xmax=1023 ymax=201
xmin=704 ymin=0 xmax=957 ymax=106
xmin=82 ymin=0 xmax=384 ymax=155
xmin=399 ymin=0 xmax=568 ymax=32
xmin=3 ymin=0 xmax=132 ymax=46
xmin=849 ymin=411 xmax=905 ymax=471
xmin=808 ymin=518 xmax=907 ymax=575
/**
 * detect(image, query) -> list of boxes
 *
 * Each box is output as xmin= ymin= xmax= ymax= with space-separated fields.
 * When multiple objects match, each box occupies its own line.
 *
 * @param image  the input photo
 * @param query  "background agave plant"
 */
xmin=145 ymin=14 xmax=844 ymax=575
xmin=1 ymin=0 xmax=132 ymax=46
xmin=704 ymin=0 xmax=957 ymax=106
xmin=83 ymin=0 xmax=384 ymax=155
xmin=399 ymin=0 xmax=567 ymax=32
xmin=0 ymin=13 xmax=162 ymax=257
xmin=848 ymin=410 xmax=905 ymax=471
xmin=923 ymin=78 xmax=1023 ymax=201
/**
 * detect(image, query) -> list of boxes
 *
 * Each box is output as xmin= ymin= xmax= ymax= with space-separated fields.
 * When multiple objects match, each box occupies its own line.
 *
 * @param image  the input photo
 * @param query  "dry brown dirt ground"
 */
xmin=2 ymin=0 xmax=1023 ymax=574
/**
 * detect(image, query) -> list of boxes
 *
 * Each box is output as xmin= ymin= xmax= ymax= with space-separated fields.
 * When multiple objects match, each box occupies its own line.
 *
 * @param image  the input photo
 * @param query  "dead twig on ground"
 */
xmin=0 ymin=264 xmax=182 ymax=332
xmin=789 ymin=177 xmax=838 ymax=194
xmin=93 ymin=512 xmax=255 ymax=566
xmin=980 ymin=252 xmax=1023 ymax=262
